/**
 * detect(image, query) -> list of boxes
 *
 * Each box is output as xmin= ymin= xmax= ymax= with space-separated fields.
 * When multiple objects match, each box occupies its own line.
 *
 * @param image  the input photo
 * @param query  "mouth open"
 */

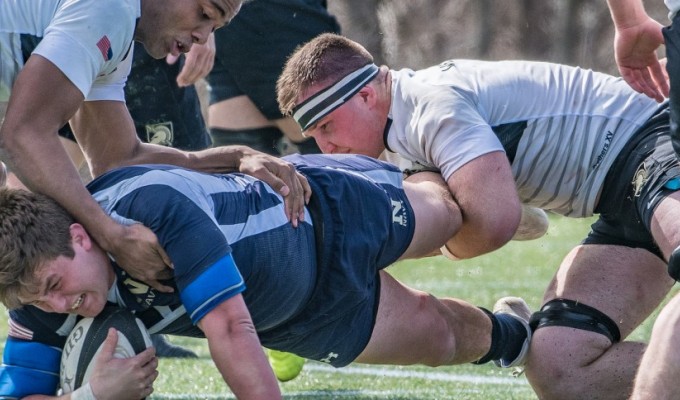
xmin=70 ymin=294 xmax=84 ymax=311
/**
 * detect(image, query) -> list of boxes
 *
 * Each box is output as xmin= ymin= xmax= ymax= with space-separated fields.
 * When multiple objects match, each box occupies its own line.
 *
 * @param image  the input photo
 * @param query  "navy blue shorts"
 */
xmin=207 ymin=0 xmax=341 ymax=119
xmin=587 ymin=104 xmax=680 ymax=259
xmin=256 ymin=155 xmax=415 ymax=367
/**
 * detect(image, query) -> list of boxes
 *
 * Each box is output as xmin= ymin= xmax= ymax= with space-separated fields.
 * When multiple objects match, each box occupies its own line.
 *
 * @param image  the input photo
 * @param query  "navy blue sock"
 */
xmin=472 ymin=308 xmax=527 ymax=365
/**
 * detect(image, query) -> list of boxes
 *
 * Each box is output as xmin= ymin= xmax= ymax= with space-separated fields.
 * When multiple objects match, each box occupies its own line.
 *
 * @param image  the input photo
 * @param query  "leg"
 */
xmin=628 ymin=192 xmax=680 ymax=398
xmin=400 ymin=172 xmax=462 ymax=260
xmin=355 ymin=271 xmax=491 ymax=365
xmin=526 ymin=244 xmax=673 ymax=400
xmin=631 ymin=292 xmax=680 ymax=400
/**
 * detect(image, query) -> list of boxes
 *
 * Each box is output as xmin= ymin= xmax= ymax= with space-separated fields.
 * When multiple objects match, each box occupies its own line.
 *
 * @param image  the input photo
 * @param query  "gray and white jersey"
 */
xmin=385 ymin=59 xmax=660 ymax=217
xmin=666 ymin=0 xmax=680 ymax=18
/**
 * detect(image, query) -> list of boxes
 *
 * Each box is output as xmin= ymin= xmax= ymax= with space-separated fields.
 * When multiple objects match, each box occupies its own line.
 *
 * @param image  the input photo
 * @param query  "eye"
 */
xmin=49 ymin=279 xmax=60 ymax=292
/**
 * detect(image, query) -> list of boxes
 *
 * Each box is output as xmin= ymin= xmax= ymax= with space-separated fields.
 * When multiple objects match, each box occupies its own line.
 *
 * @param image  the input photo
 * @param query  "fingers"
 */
xmin=146 ymin=278 xmax=175 ymax=293
xmin=649 ymin=61 xmax=670 ymax=98
xmin=621 ymin=66 xmax=667 ymax=103
xmin=155 ymin=242 xmax=174 ymax=270
xmin=176 ymin=35 xmax=216 ymax=86
xmin=99 ymin=328 xmax=119 ymax=360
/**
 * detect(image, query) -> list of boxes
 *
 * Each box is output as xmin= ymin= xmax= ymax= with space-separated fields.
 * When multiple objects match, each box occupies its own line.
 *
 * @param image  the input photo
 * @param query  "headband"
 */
xmin=292 ymin=63 xmax=379 ymax=131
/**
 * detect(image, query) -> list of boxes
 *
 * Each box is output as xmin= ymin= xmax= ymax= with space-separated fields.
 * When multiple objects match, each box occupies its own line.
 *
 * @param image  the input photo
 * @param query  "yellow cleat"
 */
xmin=266 ymin=349 xmax=306 ymax=382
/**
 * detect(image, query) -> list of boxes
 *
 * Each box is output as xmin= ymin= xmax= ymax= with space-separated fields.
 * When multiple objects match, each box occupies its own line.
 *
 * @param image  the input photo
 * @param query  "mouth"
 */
xmin=173 ymin=40 xmax=191 ymax=56
xmin=70 ymin=294 xmax=84 ymax=311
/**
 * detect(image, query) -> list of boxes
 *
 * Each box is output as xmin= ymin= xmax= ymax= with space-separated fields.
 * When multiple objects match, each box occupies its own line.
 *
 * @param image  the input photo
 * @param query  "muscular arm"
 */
xmin=444 ymin=151 xmax=521 ymax=259
xmin=72 ymin=98 xmax=310 ymax=227
xmin=0 ymin=55 xmax=174 ymax=290
xmin=607 ymin=0 xmax=668 ymax=101
xmin=199 ymin=295 xmax=281 ymax=400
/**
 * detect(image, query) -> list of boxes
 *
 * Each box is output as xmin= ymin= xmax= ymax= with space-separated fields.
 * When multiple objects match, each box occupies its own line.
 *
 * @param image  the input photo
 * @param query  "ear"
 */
xmin=357 ymin=84 xmax=377 ymax=108
xmin=69 ymin=223 xmax=93 ymax=251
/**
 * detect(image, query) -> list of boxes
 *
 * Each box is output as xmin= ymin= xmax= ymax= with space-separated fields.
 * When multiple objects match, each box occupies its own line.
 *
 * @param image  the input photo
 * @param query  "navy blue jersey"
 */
xmin=1 ymin=155 xmax=415 ymax=396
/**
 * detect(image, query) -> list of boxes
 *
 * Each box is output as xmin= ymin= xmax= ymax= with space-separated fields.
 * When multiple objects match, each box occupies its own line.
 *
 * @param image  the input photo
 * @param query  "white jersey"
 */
xmin=384 ymin=60 xmax=660 ymax=217
xmin=0 ymin=0 xmax=138 ymax=102
xmin=666 ymin=0 xmax=680 ymax=18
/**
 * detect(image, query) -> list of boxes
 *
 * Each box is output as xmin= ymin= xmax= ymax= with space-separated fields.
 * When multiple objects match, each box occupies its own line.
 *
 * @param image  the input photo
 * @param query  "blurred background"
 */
xmin=328 ymin=0 xmax=669 ymax=74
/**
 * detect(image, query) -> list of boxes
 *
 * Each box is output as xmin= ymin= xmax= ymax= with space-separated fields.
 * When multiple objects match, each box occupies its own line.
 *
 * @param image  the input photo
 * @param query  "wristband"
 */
xmin=70 ymin=383 xmax=97 ymax=400
xmin=440 ymin=244 xmax=461 ymax=261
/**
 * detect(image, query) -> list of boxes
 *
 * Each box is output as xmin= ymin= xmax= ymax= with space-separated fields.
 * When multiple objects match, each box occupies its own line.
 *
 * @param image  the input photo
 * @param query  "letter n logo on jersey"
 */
xmin=391 ymin=199 xmax=408 ymax=227
xmin=96 ymin=35 xmax=113 ymax=61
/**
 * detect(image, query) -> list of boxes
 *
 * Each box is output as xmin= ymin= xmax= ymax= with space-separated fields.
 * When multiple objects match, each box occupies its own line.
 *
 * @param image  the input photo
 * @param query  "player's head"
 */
xmin=136 ymin=0 xmax=242 ymax=59
xmin=0 ymin=189 xmax=113 ymax=316
xmin=277 ymin=33 xmax=387 ymax=158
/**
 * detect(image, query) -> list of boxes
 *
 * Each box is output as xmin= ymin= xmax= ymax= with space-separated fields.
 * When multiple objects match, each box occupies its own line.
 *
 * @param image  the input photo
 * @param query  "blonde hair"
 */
xmin=0 ymin=189 xmax=75 ymax=309
xmin=277 ymin=33 xmax=374 ymax=117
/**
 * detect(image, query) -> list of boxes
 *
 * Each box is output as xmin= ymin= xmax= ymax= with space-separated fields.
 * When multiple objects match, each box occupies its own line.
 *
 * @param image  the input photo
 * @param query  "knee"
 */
xmin=415 ymin=294 xmax=458 ymax=367
xmin=654 ymin=294 xmax=680 ymax=333
xmin=525 ymin=329 xmax=611 ymax=400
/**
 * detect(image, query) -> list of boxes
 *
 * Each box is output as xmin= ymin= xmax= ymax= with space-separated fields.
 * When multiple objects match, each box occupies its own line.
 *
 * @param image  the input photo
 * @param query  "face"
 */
xmin=137 ymin=0 xmax=241 ymax=58
xmin=300 ymin=85 xmax=387 ymax=158
xmin=18 ymin=224 xmax=114 ymax=318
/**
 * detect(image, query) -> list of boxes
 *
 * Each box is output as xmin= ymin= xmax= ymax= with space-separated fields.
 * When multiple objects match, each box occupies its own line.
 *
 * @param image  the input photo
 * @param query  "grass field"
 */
xmin=1 ymin=214 xmax=676 ymax=399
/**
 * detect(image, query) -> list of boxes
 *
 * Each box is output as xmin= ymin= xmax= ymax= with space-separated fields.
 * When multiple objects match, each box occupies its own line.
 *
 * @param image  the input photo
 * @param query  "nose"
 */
xmin=192 ymin=25 xmax=214 ymax=45
xmin=320 ymin=140 xmax=336 ymax=154
xmin=43 ymin=293 xmax=71 ymax=313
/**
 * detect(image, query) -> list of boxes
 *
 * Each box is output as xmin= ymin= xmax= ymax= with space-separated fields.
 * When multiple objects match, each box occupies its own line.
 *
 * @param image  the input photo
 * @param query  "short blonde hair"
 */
xmin=277 ymin=33 xmax=374 ymax=117
xmin=0 ymin=189 xmax=75 ymax=309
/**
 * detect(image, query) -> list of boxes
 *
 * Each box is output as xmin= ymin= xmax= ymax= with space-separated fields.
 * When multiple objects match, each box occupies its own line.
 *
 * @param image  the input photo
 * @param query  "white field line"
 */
xmin=153 ymin=362 xmax=529 ymax=399
xmin=305 ymin=363 xmax=529 ymax=386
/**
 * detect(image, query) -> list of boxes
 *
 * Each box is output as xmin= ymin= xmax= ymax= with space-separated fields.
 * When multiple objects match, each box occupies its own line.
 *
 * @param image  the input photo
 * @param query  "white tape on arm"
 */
xmin=70 ymin=383 xmax=97 ymax=400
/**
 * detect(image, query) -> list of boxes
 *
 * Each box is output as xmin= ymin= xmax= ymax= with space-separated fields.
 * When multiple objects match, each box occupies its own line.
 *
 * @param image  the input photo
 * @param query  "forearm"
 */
xmin=110 ymin=142 xmax=253 ymax=175
xmin=208 ymin=331 xmax=280 ymax=399
xmin=0 ymin=126 xmax=121 ymax=251
xmin=607 ymin=0 xmax=649 ymax=28
xmin=201 ymin=299 xmax=281 ymax=400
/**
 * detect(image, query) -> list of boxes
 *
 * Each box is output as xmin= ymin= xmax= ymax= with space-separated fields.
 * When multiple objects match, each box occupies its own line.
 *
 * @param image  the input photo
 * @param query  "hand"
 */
xmin=238 ymin=151 xmax=312 ymax=227
xmin=89 ymin=328 xmax=159 ymax=400
xmin=168 ymin=33 xmax=216 ymax=87
xmin=107 ymin=223 xmax=175 ymax=293
xmin=614 ymin=17 xmax=669 ymax=102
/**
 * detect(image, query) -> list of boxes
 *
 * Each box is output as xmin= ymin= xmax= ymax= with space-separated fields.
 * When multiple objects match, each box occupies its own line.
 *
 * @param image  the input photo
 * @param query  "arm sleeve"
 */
xmin=0 ymin=335 xmax=61 ymax=397
xmin=106 ymin=172 xmax=247 ymax=325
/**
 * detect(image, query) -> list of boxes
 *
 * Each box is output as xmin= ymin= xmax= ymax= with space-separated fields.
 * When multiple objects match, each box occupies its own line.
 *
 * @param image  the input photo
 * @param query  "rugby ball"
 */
xmin=60 ymin=306 xmax=152 ymax=393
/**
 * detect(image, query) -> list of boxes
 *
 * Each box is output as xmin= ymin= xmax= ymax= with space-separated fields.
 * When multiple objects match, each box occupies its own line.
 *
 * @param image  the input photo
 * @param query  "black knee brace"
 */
xmin=209 ymin=127 xmax=282 ymax=155
xmin=668 ymin=245 xmax=680 ymax=281
xmin=529 ymin=299 xmax=621 ymax=343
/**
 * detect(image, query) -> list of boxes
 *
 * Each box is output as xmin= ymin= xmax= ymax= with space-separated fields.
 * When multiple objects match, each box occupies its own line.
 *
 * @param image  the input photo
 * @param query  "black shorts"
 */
xmin=206 ymin=0 xmax=341 ymax=120
xmin=48 ymin=42 xmax=211 ymax=151
xmin=586 ymin=104 xmax=680 ymax=259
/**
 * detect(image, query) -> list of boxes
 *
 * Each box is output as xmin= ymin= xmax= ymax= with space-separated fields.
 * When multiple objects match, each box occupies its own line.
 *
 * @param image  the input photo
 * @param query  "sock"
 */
xmin=472 ymin=307 xmax=527 ymax=365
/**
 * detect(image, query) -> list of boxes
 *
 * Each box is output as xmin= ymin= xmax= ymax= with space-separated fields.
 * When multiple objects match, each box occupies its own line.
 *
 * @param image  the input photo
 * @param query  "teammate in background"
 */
xmin=607 ymin=1 xmax=680 ymax=398
xmin=206 ymin=0 xmax=340 ymax=155
xmin=0 ymin=154 xmax=531 ymax=399
xmin=0 ymin=0 xmax=310 ymax=294
xmin=277 ymin=33 xmax=680 ymax=399
xmin=203 ymin=1 xmax=341 ymax=375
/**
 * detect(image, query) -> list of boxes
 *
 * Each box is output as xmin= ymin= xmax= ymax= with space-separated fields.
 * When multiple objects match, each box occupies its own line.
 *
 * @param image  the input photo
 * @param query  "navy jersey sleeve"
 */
xmin=97 ymin=170 xmax=246 ymax=324
xmin=0 ymin=308 xmax=74 ymax=397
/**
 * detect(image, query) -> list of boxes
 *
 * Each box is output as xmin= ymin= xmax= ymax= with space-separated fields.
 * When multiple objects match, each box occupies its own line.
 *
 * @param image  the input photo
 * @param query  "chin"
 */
xmin=142 ymin=43 xmax=166 ymax=60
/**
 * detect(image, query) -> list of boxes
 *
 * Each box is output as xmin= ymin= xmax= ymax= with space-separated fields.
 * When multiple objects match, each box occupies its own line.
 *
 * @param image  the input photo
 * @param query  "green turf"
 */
xmin=1 ymin=214 xmax=675 ymax=399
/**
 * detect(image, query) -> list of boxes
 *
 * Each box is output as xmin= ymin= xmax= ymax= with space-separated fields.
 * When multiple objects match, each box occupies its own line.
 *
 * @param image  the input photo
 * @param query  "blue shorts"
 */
xmin=256 ymin=155 xmax=415 ymax=367
xmin=207 ymin=0 xmax=341 ymax=119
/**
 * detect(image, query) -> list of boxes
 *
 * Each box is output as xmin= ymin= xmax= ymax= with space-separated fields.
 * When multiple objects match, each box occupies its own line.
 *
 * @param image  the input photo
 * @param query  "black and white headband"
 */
xmin=292 ymin=63 xmax=379 ymax=131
